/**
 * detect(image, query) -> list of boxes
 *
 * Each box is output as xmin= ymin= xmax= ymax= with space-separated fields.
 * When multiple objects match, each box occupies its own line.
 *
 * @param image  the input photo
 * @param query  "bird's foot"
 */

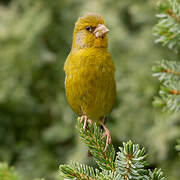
xmin=80 ymin=115 xmax=92 ymax=131
xmin=100 ymin=122 xmax=111 ymax=151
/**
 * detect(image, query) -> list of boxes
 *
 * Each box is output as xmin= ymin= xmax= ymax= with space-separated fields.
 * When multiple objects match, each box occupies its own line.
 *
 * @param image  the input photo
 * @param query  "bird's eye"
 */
xmin=85 ymin=26 xmax=92 ymax=32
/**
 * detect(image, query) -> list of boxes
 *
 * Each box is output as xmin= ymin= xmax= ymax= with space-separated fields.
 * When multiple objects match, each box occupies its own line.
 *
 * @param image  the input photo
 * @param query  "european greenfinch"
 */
xmin=64 ymin=13 xmax=116 ymax=150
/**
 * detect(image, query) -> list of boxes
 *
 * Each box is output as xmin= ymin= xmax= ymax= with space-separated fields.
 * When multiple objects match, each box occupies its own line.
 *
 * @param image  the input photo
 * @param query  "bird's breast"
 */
xmin=64 ymin=48 xmax=116 ymax=120
xmin=65 ymin=48 xmax=114 ymax=75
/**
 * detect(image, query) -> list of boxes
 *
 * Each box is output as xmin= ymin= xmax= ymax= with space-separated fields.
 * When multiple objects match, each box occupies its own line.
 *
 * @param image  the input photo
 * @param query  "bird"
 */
xmin=64 ymin=13 xmax=116 ymax=150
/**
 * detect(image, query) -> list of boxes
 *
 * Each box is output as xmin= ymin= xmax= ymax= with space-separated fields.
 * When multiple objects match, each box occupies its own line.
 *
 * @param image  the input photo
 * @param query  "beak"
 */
xmin=93 ymin=24 xmax=109 ymax=38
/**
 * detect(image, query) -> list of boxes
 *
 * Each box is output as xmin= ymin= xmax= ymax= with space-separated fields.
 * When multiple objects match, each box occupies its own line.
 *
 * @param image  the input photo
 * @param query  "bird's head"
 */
xmin=72 ymin=13 xmax=109 ymax=49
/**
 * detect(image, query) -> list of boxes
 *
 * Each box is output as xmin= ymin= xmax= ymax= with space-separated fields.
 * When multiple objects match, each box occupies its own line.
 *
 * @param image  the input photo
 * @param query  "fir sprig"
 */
xmin=59 ymin=119 xmax=165 ymax=180
xmin=153 ymin=0 xmax=180 ymax=53
xmin=146 ymin=169 xmax=165 ymax=180
xmin=115 ymin=141 xmax=148 ymax=179
xmin=59 ymin=162 xmax=100 ymax=180
xmin=153 ymin=0 xmax=180 ymax=111
xmin=152 ymin=60 xmax=180 ymax=111
xmin=77 ymin=118 xmax=115 ymax=172
xmin=152 ymin=60 xmax=180 ymax=82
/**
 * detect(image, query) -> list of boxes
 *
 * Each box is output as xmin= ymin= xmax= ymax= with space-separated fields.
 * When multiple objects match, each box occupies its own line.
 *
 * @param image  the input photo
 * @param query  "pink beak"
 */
xmin=93 ymin=24 xmax=109 ymax=37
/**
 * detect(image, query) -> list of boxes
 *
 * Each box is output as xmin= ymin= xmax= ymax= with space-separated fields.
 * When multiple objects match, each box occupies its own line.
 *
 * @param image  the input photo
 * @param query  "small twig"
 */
xmin=163 ymin=69 xmax=180 ymax=75
xmin=165 ymin=9 xmax=180 ymax=24
xmin=170 ymin=89 xmax=180 ymax=95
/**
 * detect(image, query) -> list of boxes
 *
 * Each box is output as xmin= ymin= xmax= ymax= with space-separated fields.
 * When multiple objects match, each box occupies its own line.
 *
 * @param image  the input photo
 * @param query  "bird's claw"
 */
xmin=80 ymin=115 xmax=92 ymax=131
xmin=101 ymin=122 xmax=111 ymax=151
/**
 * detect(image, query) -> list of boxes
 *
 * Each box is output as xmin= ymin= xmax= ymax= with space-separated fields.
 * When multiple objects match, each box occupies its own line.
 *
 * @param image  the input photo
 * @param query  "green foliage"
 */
xmin=175 ymin=139 xmax=180 ymax=155
xmin=152 ymin=0 xmax=180 ymax=176
xmin=60 ymin=162 xmax=100 ymax=179
xmin=59 ymin=119 xmax=165 ymax=180
xmin=0 ymin=163 xmax=20 ymax=180
xmin=77 ymin=118 xmax=115 ymax=172
xmin=154 ymin=0 xmax=180 ymax=53
xmin=115 ymin=141 xmax=147 ymax=179
xmin=153 ymin=0 xmax=180 ymax=112
xmin=152 ymin=60 xmax=180 ymax=111
xmin=146 ymin=169 xmax=165 ymax=180
xmin=0 ymin=162 xmax=46 ymax=180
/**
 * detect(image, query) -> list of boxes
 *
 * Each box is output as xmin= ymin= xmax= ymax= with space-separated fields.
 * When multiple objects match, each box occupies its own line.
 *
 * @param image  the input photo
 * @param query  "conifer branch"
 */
xmin=59 ymin=119 xmax=165 ymax=180
xmin=169 ymin=89 xmax=180 ymax=94
xmin=115 ymin=141 xmax=148 ymax=180
xmin=77 ymin=118 xmax=116 ymax=172
xmin=146 ymin=169 xmax=165 ymax=180
xmin=59 ymin=162 xmax=100 ymax=180
xmin=153 ymin=0 xmax=180 ymax=52
xmin=165 ymin=8 xmax=180 ymax=24
xmin=153 ymin=0 xmax=180 ymax=160
xmin=152 ymin=60 xmax=180 ymax=81
xmin=162 ymin=69 xmax=180 ymax=76
xmin=153 ymin=60 xmax=180 ymax=111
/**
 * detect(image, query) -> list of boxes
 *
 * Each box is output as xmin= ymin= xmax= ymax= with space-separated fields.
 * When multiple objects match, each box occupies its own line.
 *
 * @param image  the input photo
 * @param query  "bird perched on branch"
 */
xmin=64 ymin=13 xmax=116 ymax=150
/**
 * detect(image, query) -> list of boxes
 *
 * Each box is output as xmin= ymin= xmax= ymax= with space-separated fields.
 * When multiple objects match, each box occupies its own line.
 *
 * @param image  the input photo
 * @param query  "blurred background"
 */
xmin=0 ymin=0 xmax=179 ymax=179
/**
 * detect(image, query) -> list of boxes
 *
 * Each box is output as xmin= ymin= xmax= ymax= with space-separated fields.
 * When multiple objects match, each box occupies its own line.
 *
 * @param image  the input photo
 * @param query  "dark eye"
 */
xmin=85 ymin=26 xmax=92 ymax=32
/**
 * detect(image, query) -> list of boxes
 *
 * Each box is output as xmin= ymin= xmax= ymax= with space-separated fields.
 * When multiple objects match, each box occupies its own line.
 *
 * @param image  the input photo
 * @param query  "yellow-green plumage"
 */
xmin=64 ymin=13 xmax=116 ymax=122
